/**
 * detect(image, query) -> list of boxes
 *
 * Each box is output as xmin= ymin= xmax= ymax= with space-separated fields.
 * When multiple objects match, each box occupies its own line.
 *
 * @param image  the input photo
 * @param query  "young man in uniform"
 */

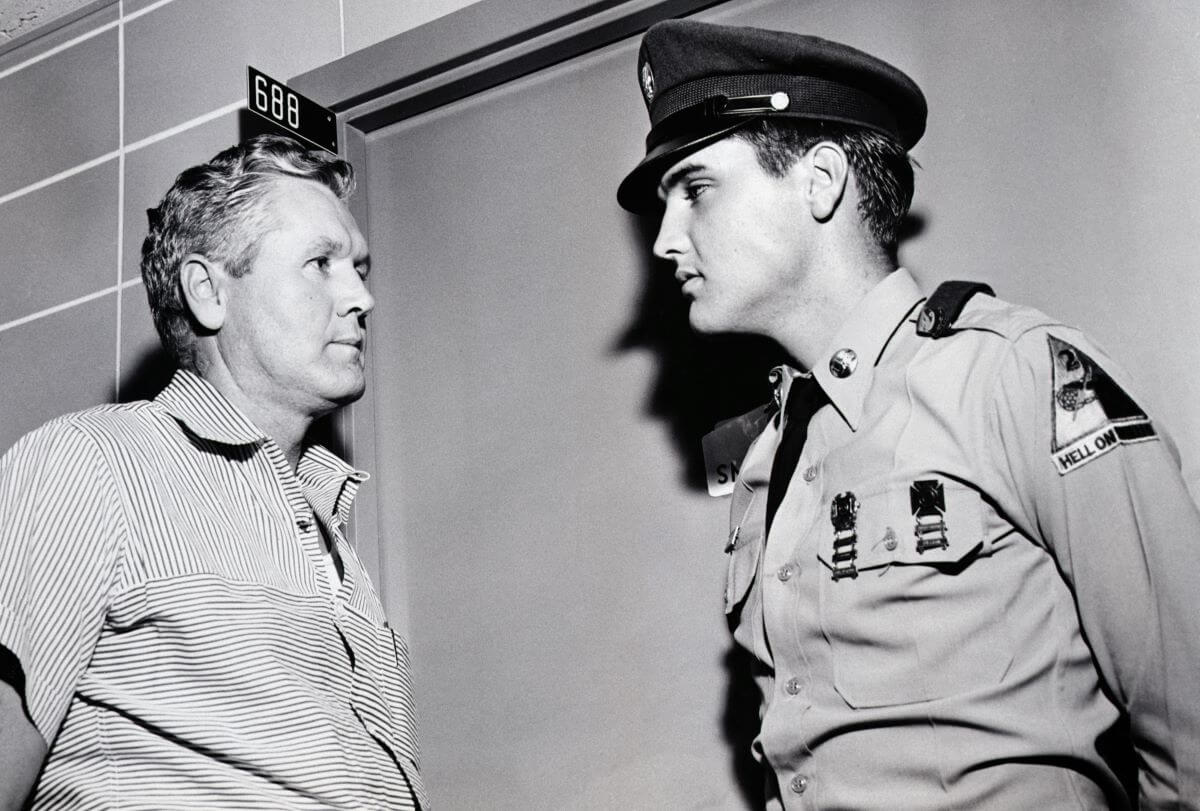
xmin=617 ymin=19 xmax=1200 ymax=808
xmin=0 ymin=135 xmax=427 ymax=809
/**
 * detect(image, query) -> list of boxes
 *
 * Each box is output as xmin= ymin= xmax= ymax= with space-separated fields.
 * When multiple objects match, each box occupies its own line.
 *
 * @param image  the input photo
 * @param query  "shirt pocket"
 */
xmin=725 ymin=485 xmax=765 ymax=615
xmin=815 ymin=481 xmax=1013 ymax=708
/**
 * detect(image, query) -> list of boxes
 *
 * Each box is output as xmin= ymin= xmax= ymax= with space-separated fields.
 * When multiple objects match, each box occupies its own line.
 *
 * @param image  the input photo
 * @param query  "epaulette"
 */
xmin=915 ymin=281 xmax=995 ymax=338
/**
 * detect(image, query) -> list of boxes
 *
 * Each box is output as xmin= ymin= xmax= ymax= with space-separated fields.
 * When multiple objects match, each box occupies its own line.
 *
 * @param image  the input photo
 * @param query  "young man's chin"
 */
xmin=687 ymin=305 xmax=729 ymax=335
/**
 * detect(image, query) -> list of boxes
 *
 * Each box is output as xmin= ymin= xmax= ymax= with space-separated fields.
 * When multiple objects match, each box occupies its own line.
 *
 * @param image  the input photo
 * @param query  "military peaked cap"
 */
xmin=617 ymin=19 xmax=927 ymax=213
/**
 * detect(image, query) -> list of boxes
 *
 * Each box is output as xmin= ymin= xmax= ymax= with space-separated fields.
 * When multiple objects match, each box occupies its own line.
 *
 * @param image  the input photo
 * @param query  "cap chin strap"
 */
xmin=710 ymin=92 xmax=794 ymax=116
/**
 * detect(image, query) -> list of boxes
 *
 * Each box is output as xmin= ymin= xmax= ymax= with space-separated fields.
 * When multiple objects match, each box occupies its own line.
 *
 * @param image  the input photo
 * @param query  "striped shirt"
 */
xmin=0 ymin=370 xmax=427 ymax=809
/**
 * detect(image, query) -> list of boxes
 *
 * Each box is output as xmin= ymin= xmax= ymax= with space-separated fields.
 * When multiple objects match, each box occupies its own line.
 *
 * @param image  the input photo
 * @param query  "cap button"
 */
xmin=770 ymin=91 xmax=790 ymax=111
xmin=829 ymin=348 xmax=858 ymax=378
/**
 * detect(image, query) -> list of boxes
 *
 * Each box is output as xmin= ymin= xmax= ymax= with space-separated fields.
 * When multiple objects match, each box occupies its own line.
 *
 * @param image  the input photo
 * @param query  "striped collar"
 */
xmin=156 ymin=370 xmax=368 ymax=524
xmin=156 ymin=369 xmax=268 ymax=447
xmin=298 ymin=445 xmax=369 ymax=527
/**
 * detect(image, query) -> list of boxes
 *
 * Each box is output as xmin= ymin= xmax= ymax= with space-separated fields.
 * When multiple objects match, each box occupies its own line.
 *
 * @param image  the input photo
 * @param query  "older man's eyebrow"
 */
xmin=305 ymin=236 xmax=347 ymax=257
xmin=658 ymin=163 xmax=707 ymax=199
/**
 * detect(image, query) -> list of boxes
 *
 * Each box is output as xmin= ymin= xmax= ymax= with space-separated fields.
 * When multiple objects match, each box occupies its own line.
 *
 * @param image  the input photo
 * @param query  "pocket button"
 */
xmin=883 ymin=527 xmax=898 ymax=551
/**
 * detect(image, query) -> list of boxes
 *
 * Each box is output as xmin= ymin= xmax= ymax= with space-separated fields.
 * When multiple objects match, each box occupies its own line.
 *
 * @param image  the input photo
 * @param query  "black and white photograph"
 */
xmin=1 ymin=1 xmax=1199 ymax=808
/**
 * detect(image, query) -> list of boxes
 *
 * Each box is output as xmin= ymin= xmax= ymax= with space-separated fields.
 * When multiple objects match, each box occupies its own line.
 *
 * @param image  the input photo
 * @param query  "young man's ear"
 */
xmin=805 ymin=141 xmax=849 ymax=222
xmin=179 ymin=254 xmax=229 ymax=331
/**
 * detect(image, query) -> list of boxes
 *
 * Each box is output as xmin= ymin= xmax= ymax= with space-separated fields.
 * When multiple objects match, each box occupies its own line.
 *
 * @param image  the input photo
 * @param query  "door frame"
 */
xmin=290 ymin=0 xmax=721 ymax=588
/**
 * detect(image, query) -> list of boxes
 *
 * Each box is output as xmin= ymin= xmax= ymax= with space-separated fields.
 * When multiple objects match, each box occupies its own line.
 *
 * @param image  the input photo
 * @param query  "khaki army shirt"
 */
xmin=725 ymin=268 xmax=1200 ymax=809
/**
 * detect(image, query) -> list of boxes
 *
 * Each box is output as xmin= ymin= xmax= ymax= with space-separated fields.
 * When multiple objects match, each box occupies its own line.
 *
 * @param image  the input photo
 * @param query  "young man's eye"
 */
xmin=683 ymin=182 xmax=710 ymax=202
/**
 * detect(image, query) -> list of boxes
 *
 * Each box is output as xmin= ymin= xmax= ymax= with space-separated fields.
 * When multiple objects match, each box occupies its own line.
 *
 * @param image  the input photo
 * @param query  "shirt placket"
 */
xmin=301 ymin=471 xmax=408 ymax=809
xmin=762 ymin=415 xmax=827 ymax=807
xmin=263 ymin=448 xmax=336 ymax=594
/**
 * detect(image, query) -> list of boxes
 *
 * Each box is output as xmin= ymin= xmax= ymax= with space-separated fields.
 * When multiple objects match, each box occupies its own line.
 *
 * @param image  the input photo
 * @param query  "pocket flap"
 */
xmin=725 ymin=486 xmax=764 ymax=614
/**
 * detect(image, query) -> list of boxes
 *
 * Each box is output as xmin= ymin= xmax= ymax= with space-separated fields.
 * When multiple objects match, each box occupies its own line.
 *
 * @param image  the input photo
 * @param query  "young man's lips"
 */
xmin=676 ymin=270 xmax=702 ymax=294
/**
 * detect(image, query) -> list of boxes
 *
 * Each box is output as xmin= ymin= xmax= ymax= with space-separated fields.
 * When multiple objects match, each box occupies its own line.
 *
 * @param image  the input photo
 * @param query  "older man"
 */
xmin=0 ymin=135 xmax=426 ymax=809
xmin=619 ymin=19 xmax=1200 ymax=809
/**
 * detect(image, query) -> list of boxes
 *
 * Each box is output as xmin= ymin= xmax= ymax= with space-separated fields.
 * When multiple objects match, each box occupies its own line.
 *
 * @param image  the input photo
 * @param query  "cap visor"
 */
xmin=616 ymin=119 xmax=752 ymax=214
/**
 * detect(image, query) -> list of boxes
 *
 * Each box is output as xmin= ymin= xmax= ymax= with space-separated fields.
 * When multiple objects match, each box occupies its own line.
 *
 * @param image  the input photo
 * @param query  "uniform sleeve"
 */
xmin=0 ymin=420 xmax=126 ymax=744
xmin=987 ymin=326 xmax=1200 ymax=807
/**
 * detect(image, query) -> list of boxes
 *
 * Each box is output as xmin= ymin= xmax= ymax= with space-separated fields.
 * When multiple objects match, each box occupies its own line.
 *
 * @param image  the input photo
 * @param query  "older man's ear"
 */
xmin=179 ymin=254 xmax=228 ymax=332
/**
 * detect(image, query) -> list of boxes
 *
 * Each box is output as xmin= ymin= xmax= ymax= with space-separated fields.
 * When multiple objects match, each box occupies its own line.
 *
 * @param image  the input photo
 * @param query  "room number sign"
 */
xmin=247 ymin=66 xmax=338 ymax=154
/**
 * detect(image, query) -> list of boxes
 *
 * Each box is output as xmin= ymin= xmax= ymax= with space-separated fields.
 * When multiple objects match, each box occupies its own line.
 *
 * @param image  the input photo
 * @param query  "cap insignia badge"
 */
xmin=640 ymin=62 xmax=655 ymax=103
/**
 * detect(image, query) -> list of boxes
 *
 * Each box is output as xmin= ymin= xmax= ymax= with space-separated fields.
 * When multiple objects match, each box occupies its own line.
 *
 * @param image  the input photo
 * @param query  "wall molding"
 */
xmin=291 ymin=0 xmax=720 ymax=135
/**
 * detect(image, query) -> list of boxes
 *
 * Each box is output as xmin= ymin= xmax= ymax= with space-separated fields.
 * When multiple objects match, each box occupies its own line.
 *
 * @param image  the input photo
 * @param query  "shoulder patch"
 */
xmin=1049 ymin=335 xmax=1156 ymax=474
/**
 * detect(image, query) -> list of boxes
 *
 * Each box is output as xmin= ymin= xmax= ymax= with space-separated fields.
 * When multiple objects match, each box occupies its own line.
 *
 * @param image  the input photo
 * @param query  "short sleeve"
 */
xmin=0 ymin=420 xmax=126 ymax=743
xmin=987 ymin=326 xmax=1200 ymax=806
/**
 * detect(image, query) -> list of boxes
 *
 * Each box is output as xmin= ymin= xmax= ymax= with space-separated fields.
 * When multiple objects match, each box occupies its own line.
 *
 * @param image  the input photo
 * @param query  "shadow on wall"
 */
xmin=615 ymin=206 xmax=927 ymax=806
xmin=114 ymin=111 xmax=346 ymax=456
xmin=614 ymin=211 xmax=790 ymax=493
xmin=615 ymin=208 xmax=929 ymax=491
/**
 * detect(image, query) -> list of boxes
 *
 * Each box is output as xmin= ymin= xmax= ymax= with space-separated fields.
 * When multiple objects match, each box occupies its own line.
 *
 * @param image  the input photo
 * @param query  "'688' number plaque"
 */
xmin=247 ymin=66 xmax=338 ymax=154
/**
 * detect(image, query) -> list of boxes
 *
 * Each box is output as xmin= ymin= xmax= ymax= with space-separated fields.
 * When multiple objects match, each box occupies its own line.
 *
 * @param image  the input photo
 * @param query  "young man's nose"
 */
xmin=652 ymin=203 xmax=688 ymax=261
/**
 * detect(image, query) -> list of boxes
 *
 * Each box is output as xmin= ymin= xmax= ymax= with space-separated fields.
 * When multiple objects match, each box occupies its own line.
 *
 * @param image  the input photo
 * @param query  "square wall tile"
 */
xmin=0 ymin=293 xmax=117 ymax=455
xmin=124 ymin=0 xmax=340 ymax=144
xmin=0 ymin=0 xmax=117 ymax=73
xmin=0 ymin=158 xmax=118 ymax=324
xmin=122 ymin=109 xmax=242 ymax=281
xmin=123 ymin=0 xmax=166 ymax=13
xmin=0 ymin=26 xmax=118 ymax=196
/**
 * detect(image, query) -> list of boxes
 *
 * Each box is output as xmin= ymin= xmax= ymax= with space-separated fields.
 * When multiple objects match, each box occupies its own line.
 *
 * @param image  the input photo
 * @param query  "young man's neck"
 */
xmin=773 ymin=249 xmax=894 ymax=371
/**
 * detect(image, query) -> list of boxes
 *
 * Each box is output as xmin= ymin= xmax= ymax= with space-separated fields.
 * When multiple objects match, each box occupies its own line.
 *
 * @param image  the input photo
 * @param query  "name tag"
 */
xmin=701 ymin=406 xmax=773 ymax=497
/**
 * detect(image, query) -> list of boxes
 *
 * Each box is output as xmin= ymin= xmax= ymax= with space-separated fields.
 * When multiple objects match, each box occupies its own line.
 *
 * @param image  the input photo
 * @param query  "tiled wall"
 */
xmin=0 ymin=0 xmax=480 ymax=454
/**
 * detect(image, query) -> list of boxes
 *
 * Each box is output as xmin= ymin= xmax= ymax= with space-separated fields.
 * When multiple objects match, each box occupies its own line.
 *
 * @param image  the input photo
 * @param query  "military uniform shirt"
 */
xmin=0 ymin=370 xmax=428 ymax=809
xmin=725 ymin=268 xmax=1200 ymax=808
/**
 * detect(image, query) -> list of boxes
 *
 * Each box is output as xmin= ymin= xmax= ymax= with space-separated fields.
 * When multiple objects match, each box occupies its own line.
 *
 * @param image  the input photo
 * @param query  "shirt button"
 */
xmin=785 ymin=677 xmax=802 ymax=696
xmin=802 ymin=465 xmax=818 ymax=482
xmin=777 ymin=564 xmax=796 ymax=582
xmin=790 ymin=774 xmax=809 ymax=794
xmin=883 ymin=527 xmax=898 ymax=551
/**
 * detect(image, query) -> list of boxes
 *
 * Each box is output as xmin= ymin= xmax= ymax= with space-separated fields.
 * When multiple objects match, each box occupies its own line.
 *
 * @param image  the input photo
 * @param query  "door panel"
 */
xmin=365 ymin=33 xmax=757 ymax=809
xmin=362 ymin=1 xmax=1200 ymax=806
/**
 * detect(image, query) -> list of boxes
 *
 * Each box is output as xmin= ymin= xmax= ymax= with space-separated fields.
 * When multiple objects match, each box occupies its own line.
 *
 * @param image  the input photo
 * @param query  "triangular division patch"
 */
xmin=1048 ymin=335 xmax=1157 ymax=474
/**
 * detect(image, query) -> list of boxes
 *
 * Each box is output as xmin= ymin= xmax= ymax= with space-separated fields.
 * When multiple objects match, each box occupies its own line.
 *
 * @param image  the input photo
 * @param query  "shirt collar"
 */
xmin=794 ymin=268 xmax=925 ymax=432
xmin=156 ymin=370 xmax=369 ymax=524
xmin=155 ymin=369 xmax=268 ymax=446
xmin=297 ymin=445 xmax=370 ymax=527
